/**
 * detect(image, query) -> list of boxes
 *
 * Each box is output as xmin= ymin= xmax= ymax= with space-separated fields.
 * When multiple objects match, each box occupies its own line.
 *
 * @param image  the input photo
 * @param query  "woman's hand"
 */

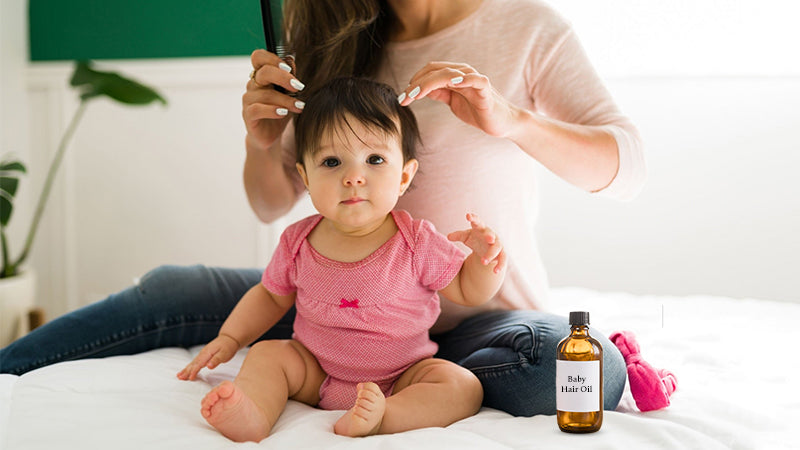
xmin=398 ymin=62 xmax=522 ymax=139
xmin=176 ymin=334 xmax=241 ymax=381
xmin=243 ymin=50 xmax=307 ymax=151
xmin=447 ymin=213 xmax=507 ymax=274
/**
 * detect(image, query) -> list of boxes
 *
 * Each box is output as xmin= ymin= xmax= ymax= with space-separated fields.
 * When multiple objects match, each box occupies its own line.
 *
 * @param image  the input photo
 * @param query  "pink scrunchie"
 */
xmin=609 ymin=330 xmax=677 ymax=412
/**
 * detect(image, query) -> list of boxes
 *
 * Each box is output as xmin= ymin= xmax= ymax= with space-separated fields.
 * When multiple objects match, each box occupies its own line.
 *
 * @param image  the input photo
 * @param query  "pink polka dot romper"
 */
xmin=261 ymin=209 xmax=465 ymax=410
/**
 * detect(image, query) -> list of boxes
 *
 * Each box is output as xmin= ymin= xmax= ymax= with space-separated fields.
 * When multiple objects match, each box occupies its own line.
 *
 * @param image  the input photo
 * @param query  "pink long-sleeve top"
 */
xmin=282 ymin=0 xmax=646 ymax=332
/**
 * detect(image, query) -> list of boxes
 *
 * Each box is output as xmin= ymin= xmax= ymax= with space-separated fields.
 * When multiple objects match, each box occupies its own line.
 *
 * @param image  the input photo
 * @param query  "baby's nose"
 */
xmin=343 ymin=170 xmax=366 ymax=186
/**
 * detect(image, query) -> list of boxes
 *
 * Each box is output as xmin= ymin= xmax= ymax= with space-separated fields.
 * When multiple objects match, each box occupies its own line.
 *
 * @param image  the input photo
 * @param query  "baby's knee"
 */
xmin=441 ymin=364 xmax=483 ymax=411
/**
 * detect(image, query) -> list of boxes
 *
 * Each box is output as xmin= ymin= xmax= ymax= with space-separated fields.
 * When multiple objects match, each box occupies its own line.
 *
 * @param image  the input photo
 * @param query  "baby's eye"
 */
xmin=367 ymin=155 xmax=385 ymax=165
xmin=322 ymin=158 xmax=340 ymax=168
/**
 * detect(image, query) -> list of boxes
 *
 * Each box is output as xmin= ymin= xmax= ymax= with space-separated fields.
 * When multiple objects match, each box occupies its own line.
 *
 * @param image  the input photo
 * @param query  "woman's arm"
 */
xmin=505 ymin=108 xmax=620 ymax=193
xmin=399 ymin=29 xmax=645 ymax=200
xmin=243 ymin=134 xmax=301 ymax=223
xmin=242 ymin=50 xmax=307 ymax=223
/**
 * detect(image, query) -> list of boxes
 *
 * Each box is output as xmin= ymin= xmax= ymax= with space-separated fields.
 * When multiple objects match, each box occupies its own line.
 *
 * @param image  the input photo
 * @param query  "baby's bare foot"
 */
xmin=201 ymin=381 xmax=271 ymax=442
xmin=333 ymin=382 xmax=386 ymax=437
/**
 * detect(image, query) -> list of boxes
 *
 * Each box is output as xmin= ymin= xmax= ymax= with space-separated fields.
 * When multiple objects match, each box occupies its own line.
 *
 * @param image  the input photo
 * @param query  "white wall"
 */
xmin=4 ymin=1 xmax=799 ymax=319
xmin=537 ymin=76 xmax=800 ymax=301
xmin=1 ymin=0 xmax=32 ymax=259
xmin=539 ymin=0 xmax=800 ymax=301
xmin=549 ymin=0 xmax=800 ymax=77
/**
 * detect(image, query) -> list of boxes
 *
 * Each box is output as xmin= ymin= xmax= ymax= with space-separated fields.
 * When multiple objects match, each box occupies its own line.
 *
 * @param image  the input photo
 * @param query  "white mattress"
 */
xmin=1 ymin=288 xmax=795 ymax=449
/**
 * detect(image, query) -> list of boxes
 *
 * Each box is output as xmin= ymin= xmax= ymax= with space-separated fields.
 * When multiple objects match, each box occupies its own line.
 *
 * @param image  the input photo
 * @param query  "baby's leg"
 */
xmin=334 ymin=358 xmax=483 ymax=436
xmin=201 ymin=339 xmax=326 ymax=442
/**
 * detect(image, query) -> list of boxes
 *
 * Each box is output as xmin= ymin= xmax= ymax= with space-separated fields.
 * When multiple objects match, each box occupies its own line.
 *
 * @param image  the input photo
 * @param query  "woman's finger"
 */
xmin=249 ymin=62 xmax=305 ymax=94
xmin=399 ymin=67 xmax=472 ymax=105
xmin=405 ymin=61 xmax=478 ymax=87
xmin=243 ymin=88 xmax=305 ymax=116
xmin=243 ymin=101 xmax=301 ymax=123
xmin=250 ymin=49 xmax=286 ymax=72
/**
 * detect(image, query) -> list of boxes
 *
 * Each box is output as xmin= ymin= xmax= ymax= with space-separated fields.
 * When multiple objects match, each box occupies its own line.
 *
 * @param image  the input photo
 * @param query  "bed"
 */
xmin=1 ymin=287 xmax=794 ymax=449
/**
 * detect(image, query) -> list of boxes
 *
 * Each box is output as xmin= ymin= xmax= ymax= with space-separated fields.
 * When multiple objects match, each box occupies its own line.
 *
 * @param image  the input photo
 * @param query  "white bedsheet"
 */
xmin=1 ymin=288 xmax=796 ymax=449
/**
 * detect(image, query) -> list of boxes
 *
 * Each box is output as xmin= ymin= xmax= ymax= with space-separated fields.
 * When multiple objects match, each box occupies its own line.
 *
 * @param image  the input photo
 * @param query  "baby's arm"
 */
xmin=440 ymin=213 xmax=507 ymax=306
xmin=177 ymin=284 xmax=295 ymax=380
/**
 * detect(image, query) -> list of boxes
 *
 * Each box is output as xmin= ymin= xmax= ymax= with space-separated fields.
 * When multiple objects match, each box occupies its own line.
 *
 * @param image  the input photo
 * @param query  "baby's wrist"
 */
xmin=218 ymin=333 xmax=242 ymax=349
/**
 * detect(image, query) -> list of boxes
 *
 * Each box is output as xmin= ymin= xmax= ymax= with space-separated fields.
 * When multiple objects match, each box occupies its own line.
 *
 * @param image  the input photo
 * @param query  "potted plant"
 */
xmin=0 ymin=61 xmax=166 ymax=344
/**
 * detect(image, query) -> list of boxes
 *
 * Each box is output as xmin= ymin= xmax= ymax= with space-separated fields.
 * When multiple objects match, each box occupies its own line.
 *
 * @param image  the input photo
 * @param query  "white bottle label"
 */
xmin=556 ymin=360 xmax=601 ymax=412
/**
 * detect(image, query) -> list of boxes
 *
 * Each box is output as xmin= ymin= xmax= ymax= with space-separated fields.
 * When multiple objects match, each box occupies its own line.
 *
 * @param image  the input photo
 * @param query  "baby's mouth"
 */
xmin=341 ymin=197 xmax=365 ymax=205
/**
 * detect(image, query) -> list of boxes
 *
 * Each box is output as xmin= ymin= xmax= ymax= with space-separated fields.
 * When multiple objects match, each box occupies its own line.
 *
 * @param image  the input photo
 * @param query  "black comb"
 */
xmin=259 ymin=0 xmax=289 ymax=94
xmin=259 ymin=0 xmax=285 ymax=57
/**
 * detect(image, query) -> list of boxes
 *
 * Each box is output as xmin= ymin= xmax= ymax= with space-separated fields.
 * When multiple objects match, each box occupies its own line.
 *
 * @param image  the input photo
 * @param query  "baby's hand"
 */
xmin=447 ymin=213 xmax=506 ymax=274
xmin=176 ymin=334 xmax=240 ymax=381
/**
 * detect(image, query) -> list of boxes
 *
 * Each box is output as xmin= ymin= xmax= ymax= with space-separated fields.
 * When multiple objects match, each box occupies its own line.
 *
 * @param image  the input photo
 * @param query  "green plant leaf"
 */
xmin=0 ymin=158 xmax=26 ymax=227
xmin=70 ymin=61 xmax=167 ymax=106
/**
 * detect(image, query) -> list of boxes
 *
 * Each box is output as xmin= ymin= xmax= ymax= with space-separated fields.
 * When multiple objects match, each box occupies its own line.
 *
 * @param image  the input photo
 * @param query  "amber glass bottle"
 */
xmin=556 ymin=311 xmax=603 ymax=433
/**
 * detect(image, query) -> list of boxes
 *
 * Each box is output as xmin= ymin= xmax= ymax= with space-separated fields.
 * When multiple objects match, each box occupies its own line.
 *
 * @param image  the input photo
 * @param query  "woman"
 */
xmin=1 ymin=0 xmax=644 ymax=417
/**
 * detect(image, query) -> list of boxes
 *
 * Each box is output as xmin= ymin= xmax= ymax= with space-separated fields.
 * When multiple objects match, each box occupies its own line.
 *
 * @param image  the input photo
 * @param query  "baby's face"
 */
xmin=296 ymin=116 xmax=417 ymax=234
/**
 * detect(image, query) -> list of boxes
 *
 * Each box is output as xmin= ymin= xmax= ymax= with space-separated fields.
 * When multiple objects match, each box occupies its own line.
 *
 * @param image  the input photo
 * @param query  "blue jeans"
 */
xmin=0 ymin=264 xmax=625 ymax=416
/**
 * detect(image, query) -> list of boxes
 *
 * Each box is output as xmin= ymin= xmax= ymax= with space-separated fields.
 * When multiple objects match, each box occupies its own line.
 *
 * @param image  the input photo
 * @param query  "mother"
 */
xmin=1 ymin=0 xmax=644 ymax=416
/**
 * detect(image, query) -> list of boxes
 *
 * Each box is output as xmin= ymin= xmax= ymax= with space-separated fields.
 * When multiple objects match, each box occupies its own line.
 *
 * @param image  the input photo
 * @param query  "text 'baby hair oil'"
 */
xmin=556 ymin=311 xmax=603 ymax=433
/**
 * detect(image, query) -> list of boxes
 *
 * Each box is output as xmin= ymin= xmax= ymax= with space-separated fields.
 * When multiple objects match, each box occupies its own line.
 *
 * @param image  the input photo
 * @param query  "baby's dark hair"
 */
xmin=294 ymin=77 xmax=420 ymax=166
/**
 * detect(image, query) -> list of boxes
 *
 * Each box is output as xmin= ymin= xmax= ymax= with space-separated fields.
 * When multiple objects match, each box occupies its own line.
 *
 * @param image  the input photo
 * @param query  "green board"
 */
xmin=29 ymin=0 xmax=265 ymax=61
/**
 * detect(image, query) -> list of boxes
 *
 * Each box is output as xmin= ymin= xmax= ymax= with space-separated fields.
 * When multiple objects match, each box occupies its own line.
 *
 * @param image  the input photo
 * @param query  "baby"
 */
xmin=178 ymin=77 xmax=506 ymax=442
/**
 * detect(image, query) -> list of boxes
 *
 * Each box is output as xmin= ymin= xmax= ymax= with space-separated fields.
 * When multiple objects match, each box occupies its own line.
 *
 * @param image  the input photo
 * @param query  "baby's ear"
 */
xmin=296 ymin=162 xmax=310 ymax=188
xmin=400 ymin=158 xmax=419 ymax=194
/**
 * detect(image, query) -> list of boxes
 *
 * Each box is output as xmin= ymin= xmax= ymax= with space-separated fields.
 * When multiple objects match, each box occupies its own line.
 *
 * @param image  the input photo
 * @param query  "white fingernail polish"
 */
xmin=294 ymin=100 xmax=305 ymax=110
xmin=279 ymin=62 xmax=292 ymax=72
xmin=451 ymin=76 xmax=464 ymax=85
xmin=408 ymin=86 xmax=421 ymax=99
xmin=290 ymin=79 xmax=305 ymax=90
xmin=397 ymin=92 xmax=406 ymax=104
xmin=276 ymin=108 xmax=288 ymax=116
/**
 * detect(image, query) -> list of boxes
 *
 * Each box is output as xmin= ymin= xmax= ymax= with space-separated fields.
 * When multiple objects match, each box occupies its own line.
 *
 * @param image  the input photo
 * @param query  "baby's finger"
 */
xmin=494 ymin=249 xmax=508 ymax=274
xmin=207 ymin=351 xmax=229 ymax=370
xmin=177 ymin=362 xmax=198 ymax=380
xmin=482 ymin=238 xmax=504 ymax=265
xmin=187 ymin=348 xmax=216 ymax=377
xmin=447 ymin=229 xmax=470 ymax=243
xmin=466 ymin=213 xmax=486 ymax=230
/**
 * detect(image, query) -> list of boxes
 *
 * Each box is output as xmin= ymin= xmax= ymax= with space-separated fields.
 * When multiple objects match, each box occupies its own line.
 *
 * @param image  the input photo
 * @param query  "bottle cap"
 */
xmin=569 ymin=311 xmax=590 ymax=325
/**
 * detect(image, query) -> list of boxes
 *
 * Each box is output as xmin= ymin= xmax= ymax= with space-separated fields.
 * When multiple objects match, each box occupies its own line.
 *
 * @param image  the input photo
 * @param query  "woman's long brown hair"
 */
xmin=284 ymin=0 xmax=393 ymax=99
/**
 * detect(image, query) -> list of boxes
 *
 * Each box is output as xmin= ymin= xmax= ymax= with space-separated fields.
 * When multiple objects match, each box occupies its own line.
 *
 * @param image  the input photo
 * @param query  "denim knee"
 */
xmin=434 ymin=311 xmax=627 ymax=416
